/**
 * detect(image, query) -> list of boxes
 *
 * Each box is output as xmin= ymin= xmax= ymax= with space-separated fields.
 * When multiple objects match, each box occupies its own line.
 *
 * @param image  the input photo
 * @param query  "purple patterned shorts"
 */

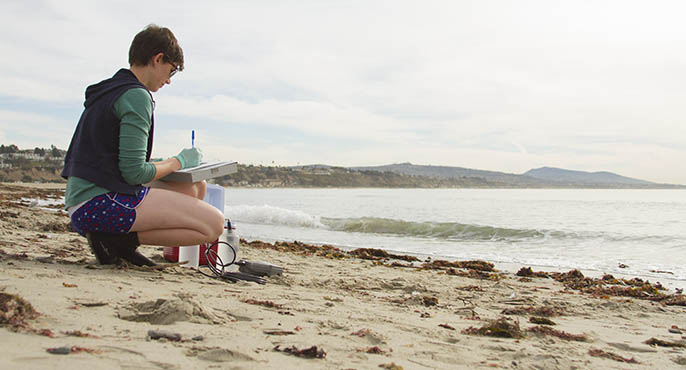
xmin=70 ymin=187 xmax=150 ymax=236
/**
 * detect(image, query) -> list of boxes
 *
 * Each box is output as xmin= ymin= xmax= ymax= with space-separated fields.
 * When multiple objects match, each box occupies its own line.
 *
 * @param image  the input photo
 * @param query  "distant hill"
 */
xmin=352 ymin=163 xmax=551 ymax=187
xmin=352 ymin=163 xmax=540 ymax=186
xmin=2 ymin=142 xmax=682 ymax=188
xmin=216 ymin=164 xmax=503 ymax=188
xmin=523 ymin=167 xmax=654 ymax=186
xmin=349 ymin=163 xmax=683 ymax=188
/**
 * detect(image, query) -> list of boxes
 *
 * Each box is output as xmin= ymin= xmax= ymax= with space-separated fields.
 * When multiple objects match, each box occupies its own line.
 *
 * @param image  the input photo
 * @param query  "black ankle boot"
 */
xmin=113 ymin=232 xmax=157 ymax=267
xmin=86 ymin=232 xmax=157 ymax=267
xmin=86 ymin=232 xmax=120 ymax=264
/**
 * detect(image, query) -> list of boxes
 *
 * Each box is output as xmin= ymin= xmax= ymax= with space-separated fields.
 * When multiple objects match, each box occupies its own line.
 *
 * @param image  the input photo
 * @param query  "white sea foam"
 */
xmin=226 ymin=205 xmax=327 ymax=229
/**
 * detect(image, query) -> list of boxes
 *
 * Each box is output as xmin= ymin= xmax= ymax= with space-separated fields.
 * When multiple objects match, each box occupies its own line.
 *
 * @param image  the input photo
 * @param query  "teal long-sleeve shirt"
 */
xmin=64 ymin=88 xmax=157 ymax=208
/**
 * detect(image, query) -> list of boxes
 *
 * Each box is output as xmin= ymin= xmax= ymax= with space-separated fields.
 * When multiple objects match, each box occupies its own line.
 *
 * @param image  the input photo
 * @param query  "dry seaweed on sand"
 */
xmin=516 ymin=267 xmax=550 ymax=278
xmin=584 ymin=282 xmax=667 ymax=300
xmin=242 ymin=299 xmax=284 ymax=309
xmin=349 ymin=248 xmax=419 ymax=262
xmin=0 ymin=292 xmax=40 ymax=330
xmin=501 ymin=305 xmax=564 ymax=317
xmin=357 ymin=346 xmax=387 ymax=354
xmin=650 ymin=269 xmax=675 ymax=274
xmin=0 ymin=250 xmax=30 ymax=261
xmin=379 ymin=363 xmax=404 ymax=370
xmin=0 ymin=210 xmax=20 ymax=219
xmin=462 ymin=317 xmax=523 ymax=339
xmin=422 ymin=296 xmax=438 ymax=306
xmin=456 ymin=285 xmax=484 ymax=292
xmin=273 ymin=345 xmax=326 ymax=359
xmin=662 ymin=294 xmax=686 ymax=306
xmin=242 ymin=239 xmax=348 ymax=259
xmin=601 ymin=274 xmax=666 ymax=290
xmin=529 ymin=317 xmax=556 ymax=325
xmin=264 ymin=330 xmax=296 ymax=336
xmin=588 ymin=348 xmax=640 ymax=364
xmin=239 ymin=240 xmax=502 ymax=274
xmin=63 ymin=330 xmax=100 ymax=339
xmin=644 ymin=337 xmax=686 ymax=348
xmin=527 ymin=325 xmax=588 ymax=342
xmin=550 ymin=269 xmax=682 ymax=303
xmin=351 ymin=328 xmax=372 ymax=337
xmin=550 ymin=269 xmax=596 ymax=289
xmin=349 ymin=248 xmax=389 ymax=260
xmin=389 ymin=262 xmax=415 ymax=268
xmin=422 ymin=259 xmax=495 ymax=272
xmin=0 ymin=184 xmax=65 ymax=202
xmin=35 ymin=328 xmax=55 ymax=337
xmin=446 ymin=268 xmax=503 ymax=280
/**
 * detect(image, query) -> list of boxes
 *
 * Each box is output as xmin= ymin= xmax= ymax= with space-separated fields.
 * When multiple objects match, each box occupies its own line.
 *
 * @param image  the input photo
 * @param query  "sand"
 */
xmin=1 ymin=182 xmax=685 ymax=369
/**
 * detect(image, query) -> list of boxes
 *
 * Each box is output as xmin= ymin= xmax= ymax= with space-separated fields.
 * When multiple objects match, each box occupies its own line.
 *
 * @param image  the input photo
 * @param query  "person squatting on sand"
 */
xmin=61 ymin=25 xmax=224 ymax=266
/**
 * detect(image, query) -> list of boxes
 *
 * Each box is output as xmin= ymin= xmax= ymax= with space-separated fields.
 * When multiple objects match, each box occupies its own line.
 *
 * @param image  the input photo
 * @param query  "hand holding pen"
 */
xmin=174 ymin=130 xmax=202 ymax=169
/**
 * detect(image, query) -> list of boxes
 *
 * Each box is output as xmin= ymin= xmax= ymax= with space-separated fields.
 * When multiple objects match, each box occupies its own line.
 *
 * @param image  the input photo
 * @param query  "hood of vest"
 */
xmin=84 ymin=69 xmax=149 ymax=109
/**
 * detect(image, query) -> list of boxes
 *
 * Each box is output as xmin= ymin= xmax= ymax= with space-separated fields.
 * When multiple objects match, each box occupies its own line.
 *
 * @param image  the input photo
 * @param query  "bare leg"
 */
xmin=130 ymin=181 xmax=223 ymax=246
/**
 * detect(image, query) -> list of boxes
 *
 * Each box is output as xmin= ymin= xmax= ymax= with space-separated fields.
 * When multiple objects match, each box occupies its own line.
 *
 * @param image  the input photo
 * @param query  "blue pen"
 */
xmin=192 ymin=130 xmax=195 ymax=148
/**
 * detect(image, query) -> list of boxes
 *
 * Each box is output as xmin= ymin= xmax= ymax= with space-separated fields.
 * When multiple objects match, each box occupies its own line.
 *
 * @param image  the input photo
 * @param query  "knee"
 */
xmin=208 ymin=211 xmax=224 ymax=240
xmin=195 ymin=181 xmax=207 ymax=200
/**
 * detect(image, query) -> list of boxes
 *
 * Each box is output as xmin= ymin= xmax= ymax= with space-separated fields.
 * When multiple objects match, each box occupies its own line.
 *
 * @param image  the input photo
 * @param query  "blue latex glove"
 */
xmin=174 ymin=147 xmax=202 ymax=169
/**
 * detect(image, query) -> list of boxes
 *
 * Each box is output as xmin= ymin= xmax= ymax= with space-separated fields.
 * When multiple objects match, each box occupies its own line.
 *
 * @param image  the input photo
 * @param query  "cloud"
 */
xmin=158 ymin=94 xmax=421 ymax=144
xmin=0 ymin=109 xmax=73 ymax=148
xmin=1 ymin=1 xmax=686 ymax=183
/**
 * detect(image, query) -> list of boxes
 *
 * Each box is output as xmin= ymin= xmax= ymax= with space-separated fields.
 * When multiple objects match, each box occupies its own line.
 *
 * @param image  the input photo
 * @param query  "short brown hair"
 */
xmin=128 ymin=24 xmax=184 ymax=71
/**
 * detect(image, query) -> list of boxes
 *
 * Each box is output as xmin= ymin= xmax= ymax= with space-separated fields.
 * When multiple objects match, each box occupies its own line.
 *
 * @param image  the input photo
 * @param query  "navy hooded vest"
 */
xmin=61 ymin=69 xmax=154 ymax=195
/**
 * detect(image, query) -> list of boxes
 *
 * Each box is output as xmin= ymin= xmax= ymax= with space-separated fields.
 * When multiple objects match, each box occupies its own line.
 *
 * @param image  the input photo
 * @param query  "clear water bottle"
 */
xmin=216 ymin=218 xmax=240 ymax=272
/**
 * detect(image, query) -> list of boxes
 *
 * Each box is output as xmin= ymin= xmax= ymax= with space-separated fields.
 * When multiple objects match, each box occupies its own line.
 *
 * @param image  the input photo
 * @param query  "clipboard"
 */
xmin=161 ymin=161 xmax=238 ymax=182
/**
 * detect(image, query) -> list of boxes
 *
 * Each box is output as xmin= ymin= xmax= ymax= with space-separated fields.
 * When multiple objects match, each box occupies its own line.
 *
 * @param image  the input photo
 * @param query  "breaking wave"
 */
xmin=321 ymin=217 xmax=554 ymax=241
xmin=228 ymin=205 xmax=559 ymax=241
xmin=227 ymin=205 xmax=327 ymax=228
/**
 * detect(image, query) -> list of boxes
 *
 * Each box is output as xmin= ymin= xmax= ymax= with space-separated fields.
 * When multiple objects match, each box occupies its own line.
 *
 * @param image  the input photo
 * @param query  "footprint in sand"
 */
xmin=117 ymin=295 xmax=231 ymax=325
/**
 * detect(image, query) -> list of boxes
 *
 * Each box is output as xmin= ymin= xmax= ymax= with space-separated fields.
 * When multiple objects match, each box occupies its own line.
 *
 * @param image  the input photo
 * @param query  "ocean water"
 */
xmin=224 ymin=188 xmax=686 ymax=289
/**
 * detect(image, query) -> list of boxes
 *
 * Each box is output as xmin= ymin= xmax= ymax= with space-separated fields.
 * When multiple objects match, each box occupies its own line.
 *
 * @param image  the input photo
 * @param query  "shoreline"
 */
xmin=231 ymin=234 xmax=686 ymax=293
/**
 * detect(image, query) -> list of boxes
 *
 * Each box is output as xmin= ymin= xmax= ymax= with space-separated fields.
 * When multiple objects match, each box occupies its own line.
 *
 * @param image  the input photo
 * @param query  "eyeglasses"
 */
xmin=169 ymin=64 xmax=180 ymax=79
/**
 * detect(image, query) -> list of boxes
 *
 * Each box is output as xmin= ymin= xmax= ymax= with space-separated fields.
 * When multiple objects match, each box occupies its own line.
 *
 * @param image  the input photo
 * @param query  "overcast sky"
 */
xmin=1 ymin=0 xmax=685 ymax=184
